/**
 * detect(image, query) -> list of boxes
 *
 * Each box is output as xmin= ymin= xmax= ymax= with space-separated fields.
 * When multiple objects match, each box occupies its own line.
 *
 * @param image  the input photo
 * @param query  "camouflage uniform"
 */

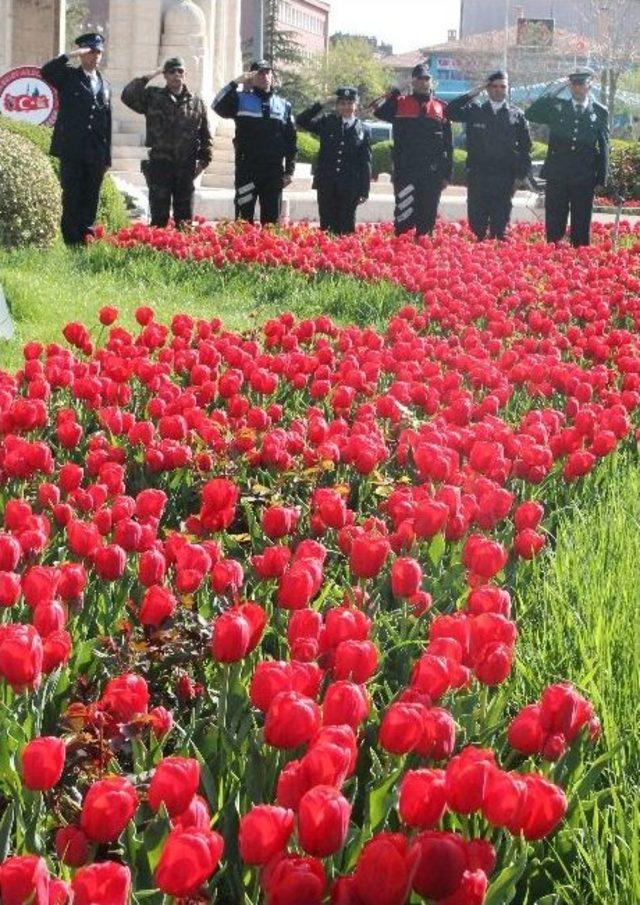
xmin=121 ymin=77 xmax=213 ymax=227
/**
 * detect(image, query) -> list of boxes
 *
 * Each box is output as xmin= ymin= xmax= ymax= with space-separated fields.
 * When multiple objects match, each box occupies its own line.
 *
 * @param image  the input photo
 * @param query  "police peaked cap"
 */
xmin=75 ymin=32 xmax=105 ymax=51
xmin=487 ymin=70 xmax=508 ymax=83
xmin=336 ymin=86 xmax=358 ymax=100
xmin=411 ymin=63 xmax=431 ymax=79
xmin=568 ymin=67 xmax=594 ymax=83
xmin=250 ymin=59 xmax=273 ymax=72
xmin=163 ymin=56 xmax=186 ymax=71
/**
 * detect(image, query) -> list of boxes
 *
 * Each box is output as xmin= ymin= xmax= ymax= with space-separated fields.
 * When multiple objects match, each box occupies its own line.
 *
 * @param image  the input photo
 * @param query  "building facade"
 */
xmin=241 ymin=0 xmax=330 ymax=62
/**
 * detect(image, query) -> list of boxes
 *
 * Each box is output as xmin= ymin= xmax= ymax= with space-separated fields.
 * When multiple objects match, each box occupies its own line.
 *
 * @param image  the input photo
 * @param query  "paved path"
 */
xmin=112 ymin=175 xmax=640 ymax=229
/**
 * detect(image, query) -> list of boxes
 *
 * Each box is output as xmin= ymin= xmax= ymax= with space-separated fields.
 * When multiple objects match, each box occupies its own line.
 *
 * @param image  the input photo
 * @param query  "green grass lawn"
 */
xmin=0 ymin=241 xmax=638 ymax=902
xmin=513 ymin=451 xmax=640 ymax=904
xmin=0 ymin=242 xmax=409 ymax=372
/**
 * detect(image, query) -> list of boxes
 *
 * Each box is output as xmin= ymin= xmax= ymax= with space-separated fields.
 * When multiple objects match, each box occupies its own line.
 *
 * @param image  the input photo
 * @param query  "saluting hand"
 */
xmin=234 ymin=72 xmax=254 ymax=86
xmin=68 ymin=47 xmax=92 ymax=58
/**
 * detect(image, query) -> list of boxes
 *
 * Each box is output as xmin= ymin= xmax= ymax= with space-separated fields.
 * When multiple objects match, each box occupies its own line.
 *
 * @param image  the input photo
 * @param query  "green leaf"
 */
xmin=428 ymin=532 xmax=446 ymax=567
xmin=0 ymin=802 xmax=15 ymax=861
xmin=143 ymin=807 xmax=172 ymax=874
xmin=485 ymin=852 xmax=529 ymax=905
xmin=367 ymin=767 xmax=401 ymax=832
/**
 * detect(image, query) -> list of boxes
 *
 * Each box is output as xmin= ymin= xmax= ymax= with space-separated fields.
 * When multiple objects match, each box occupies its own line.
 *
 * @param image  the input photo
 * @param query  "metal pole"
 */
xmin=256 ymin=0 xmax=264 ymax=60
xmin=504 ymin=0 xmax=510 ymax=71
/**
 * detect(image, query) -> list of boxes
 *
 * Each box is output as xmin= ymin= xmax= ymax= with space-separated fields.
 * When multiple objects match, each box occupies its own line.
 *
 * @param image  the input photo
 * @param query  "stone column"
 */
xmin=0 ymin=0 xmax=13 ymax=75
xmin=213 ymin=0 xmax=241 ymax=91
xmin=9 ymin=0 xmax=65 ymax=67
xmin=105 ymin=0 xmax=163 ymax=133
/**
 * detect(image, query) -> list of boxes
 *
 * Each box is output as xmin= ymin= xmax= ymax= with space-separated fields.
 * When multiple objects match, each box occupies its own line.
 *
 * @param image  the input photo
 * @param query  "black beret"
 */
xmin=75 ymin=32 xmax=105 ymax=51
xmin=487 ymin=70 xmax=508 ymax=83
xmin=411 ymin=63 xmax=431 ymax=79
xmin=336 ymin=86 xmax=358 ymax=101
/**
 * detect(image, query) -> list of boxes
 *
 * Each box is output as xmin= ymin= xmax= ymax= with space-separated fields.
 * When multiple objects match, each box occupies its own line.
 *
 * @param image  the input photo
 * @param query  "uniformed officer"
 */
xmin=213 ymin=60 xmax=297 ymax=225
xmin=122 ymin=57 xmax=213 ymax=229
xmin=297 ymin=87 xmax=371 ymax=234
xmin=448 ymin=70 xmax=532 ymax=240
xmin=41 ymin=33 xmax=111 ymax=245
xmin=373 ymin=63 xmax=452 ymax=237
xmin=526 ymin=68 xmax=609 ymax=247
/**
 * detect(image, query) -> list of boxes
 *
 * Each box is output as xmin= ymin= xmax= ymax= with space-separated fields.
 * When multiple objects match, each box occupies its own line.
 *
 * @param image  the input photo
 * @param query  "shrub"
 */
xmin=609 ymin=143 xmax=640 ymax=199
xmin=531 ymin=141 xmax=547 ymax=160
xmin=296 ymin=131 xmax=320 ymax=166
xmin=372 ymin=140 xmax=393 ymax=178
xmin=452 ymin=148 xmax=467 ymax=185
xmin=0 ymin=129 xmax=61 ymax=249
xmin=0 ymin=117 xmax=129 ymax=231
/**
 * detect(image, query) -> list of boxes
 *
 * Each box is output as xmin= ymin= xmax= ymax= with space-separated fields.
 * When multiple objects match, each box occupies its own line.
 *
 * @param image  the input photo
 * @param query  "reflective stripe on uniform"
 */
xmin=397 ymin=183 xmax=414 ymax=200
xmin=212 ymin=83 xmax=234 ymax=106
xmin=396 ymin=207 xmax=414 ymax=224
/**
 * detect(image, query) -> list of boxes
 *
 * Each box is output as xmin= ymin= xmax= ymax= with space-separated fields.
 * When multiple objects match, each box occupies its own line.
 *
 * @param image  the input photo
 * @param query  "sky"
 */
xmin=328 ymin=0 xmax=462 ymax=53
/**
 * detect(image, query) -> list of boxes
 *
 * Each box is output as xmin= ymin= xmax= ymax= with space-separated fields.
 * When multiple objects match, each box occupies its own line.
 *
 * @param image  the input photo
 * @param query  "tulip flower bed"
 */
xmin=0 ymin=220 xmax=639 ymax=904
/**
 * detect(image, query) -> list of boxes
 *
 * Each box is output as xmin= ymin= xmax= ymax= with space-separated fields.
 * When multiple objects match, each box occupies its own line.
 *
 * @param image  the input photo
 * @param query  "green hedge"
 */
xmin=609 ymin=143 xmax=640 ymax=199
xmin=372 ymin=140 xmax=393 ymax=179
xmin=372 ymin=142 xmax=549 ymax=185
xmin=0 ymin=129 xmax=60 ymax=248
xmin=0 ymin=116 xmax=129 ymax=231
xmin=297 ymin=130 xmax=320 ymax=165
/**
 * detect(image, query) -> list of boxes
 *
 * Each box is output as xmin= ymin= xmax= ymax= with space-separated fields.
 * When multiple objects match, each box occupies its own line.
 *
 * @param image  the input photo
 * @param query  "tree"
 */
xmin=578 ymin=0 xmax=640 ymax=117
xmin=263 ymin=0 xmax=304 ymax=69
xmin=295 ymin=36 xmax=393 ymax=112
xmin=65 ymin=0 xmax=90 ymax=48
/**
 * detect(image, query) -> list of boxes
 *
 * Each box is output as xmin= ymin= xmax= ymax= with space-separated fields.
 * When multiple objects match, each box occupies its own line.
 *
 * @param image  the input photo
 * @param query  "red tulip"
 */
xmin=0 ymin=623 xmax=43 ymax=691
xmin=353 ymin=832 xmax=420 ymax=905
xmin=155 ymin=826 xmax=224 ymax=897
xmin=100 ymin=673 xmax=149 ymax=722
xmin=80 ymin=775 xmax=138 ymax=842
xmin=390 ymin=557 xmax=422 ymax=597
xmin=55 ymin=825 xmax=89 ymax=867
xmin=398 ymin=769 xmax=447 ymax=829
xmin=139 ymin=584 xmax=176 ymax=627
xmin=263 ymin=853 xmax=326 ymax=905
xmin=21 ymin=736 xmax=65 ymax=790
xmin=298 ymin=785 xmax=351 ymax=857
xmin=239 ymin=805 xmax=295 ymax=865
xmin=0 ymin=855 xmax=50 ymax=905
xmin=72 ymin=862 xmax=131 ymax=905
xmin=349 ymin=534 xmax=390 ymax=579
xmin=148 ymin=756 xmax=200 ymax=817
xmin=264 ymin=691 xmax=321 ymax=748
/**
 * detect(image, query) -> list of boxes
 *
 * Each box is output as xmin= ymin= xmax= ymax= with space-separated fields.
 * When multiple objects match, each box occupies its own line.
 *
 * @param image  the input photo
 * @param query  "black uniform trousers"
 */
xmin=317 ymin=179 xmax=360 ymax=235
xmin=59 ymin=157 xmax=107 ymax=245
xmin=235 ymin=162 xmax=283 ymax=225
xmin=145 ymin=159 xmax=196 ymax=229
xmin=467 ymin=171 xmax=515 ymax=240
xmin=394 ymin=170 xmax=443 ymax=237
xmin=545 ymin=177 xmax=595 ymax=248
